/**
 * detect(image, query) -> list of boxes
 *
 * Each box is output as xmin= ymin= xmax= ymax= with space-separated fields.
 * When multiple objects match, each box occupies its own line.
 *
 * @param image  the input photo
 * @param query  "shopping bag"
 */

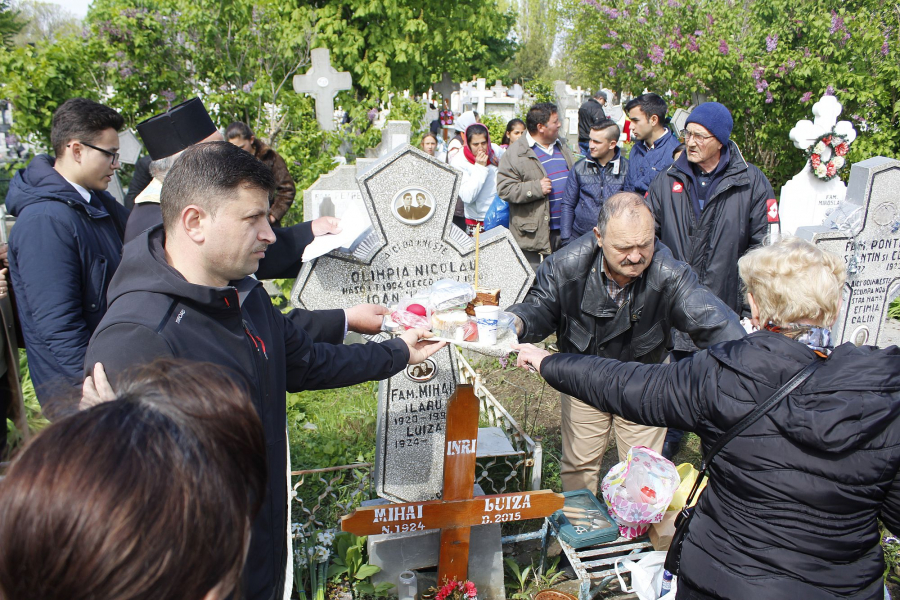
xmin=483 ymin=195 xmax=509 ymax=231
xmin=667 ymin=463 xmax=706 ymax=512
xmin=615 ymin=551 xmax=678 ymax=600
xmin=601 ymin=446 xmax=681 ymax=539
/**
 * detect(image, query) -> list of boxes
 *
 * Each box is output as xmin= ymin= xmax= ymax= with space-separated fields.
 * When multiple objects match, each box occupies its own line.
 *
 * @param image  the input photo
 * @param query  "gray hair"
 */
xmin=596 ymin=192 xmax=654 ymax=235
xmin=149 ymin=150 xmax=183 ymax=181
xmin=595 ymin=90 xmax=608 ymax=102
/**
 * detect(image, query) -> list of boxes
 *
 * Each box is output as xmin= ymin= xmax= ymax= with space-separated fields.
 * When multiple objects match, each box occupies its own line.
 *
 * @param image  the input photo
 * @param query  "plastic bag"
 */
xmin=483 ymin=195 xmax=509 ymax=231
xmin=390 ymin=310 xmax=431 ymax=330
xmin=601 ymin=446 xmax=681 ymax=539
xmin=666 ymin=463 xmax=706 ymax=513
xmin=614 ymin=551 xmax=678 ymax=600
xmin=429 ymin=279 xmax=476 ymax=312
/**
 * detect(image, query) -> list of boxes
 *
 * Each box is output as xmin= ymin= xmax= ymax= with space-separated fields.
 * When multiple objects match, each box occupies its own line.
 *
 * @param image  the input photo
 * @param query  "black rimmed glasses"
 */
xmin=71 ymin=141 xmax=120 ymax=164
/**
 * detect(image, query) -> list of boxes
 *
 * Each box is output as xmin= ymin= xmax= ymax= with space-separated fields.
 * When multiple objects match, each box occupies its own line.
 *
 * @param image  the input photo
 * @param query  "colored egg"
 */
xmin=407 ymin=303 xmax=427 ymax=316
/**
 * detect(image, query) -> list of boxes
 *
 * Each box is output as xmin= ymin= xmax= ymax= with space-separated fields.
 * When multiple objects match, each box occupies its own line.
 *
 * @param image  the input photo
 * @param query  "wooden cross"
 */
xmin=293 ymin=48 xmax=352 ymax=131
xmin=341 ymin=385 xmax=564 ymax=582
xmin=434 ymin=72 xmax=460 ymax=102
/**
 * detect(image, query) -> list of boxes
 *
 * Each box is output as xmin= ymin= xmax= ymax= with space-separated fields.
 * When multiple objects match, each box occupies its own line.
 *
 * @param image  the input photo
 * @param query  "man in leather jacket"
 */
xmin=507 ymin=192 xmax=745 ymax=493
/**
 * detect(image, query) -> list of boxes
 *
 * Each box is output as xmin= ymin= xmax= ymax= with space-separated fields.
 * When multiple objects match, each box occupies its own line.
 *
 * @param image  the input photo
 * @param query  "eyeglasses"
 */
xmin=679 ymin=129 xmax=716 ymax=143
xmin=70 ymin=141 xmax=120 ymax=164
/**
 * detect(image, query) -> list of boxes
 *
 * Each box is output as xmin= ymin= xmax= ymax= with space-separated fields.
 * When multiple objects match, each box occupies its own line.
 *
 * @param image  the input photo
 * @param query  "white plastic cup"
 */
xmin=474 ymin=305 xmax=500 ymax=345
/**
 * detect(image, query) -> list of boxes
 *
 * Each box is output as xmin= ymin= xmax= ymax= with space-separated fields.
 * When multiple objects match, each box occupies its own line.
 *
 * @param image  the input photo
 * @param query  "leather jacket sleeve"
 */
xmin=665 ymin=259 xmax=746 ymax=348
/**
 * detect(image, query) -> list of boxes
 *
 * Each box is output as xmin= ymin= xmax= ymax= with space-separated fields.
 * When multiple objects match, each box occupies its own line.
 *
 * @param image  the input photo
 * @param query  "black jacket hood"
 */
xmin=710 ymin=329 xmax=900 ymax=453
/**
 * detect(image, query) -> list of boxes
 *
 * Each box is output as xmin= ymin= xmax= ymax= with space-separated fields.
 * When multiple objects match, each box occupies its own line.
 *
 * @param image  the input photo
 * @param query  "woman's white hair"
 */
xmin=738 ymin=236 xmax=846 ymax=328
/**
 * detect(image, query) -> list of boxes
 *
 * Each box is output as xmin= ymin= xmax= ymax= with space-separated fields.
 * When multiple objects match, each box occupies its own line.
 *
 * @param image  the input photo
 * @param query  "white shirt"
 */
xmin=60 ymin=175 xmax=91 ymax=203
xmin=525 ymin=131 xmax=561 ymax=154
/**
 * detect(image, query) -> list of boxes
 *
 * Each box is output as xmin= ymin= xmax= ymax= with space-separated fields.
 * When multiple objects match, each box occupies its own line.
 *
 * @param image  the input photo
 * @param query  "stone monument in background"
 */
xmin=780 ymin=95 xmax=858 ymax=235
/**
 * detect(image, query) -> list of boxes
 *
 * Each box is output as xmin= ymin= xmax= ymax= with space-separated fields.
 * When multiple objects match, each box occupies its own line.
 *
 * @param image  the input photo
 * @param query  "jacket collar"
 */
xmin=668 ymin=140 xmax=750 ymax=188
xmin=582 ymin=245 xmax=629 ymax=318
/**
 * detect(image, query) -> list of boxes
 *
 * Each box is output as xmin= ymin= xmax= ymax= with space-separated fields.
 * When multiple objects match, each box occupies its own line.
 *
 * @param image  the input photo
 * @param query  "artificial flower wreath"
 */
xmin=807 ymin=131 xmax=850 ymax=181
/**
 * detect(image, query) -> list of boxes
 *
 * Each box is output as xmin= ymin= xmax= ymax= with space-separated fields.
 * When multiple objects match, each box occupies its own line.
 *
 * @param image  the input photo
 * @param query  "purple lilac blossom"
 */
xmin=649 ymin=44 xmax=665 ymax=63
xmin=800 ymin=91 xmax=812 ymax=103
xmin=766 ymin=34 xmax=778 ymax=52
xmin=719 ymin=39 xmax=729 ymax=55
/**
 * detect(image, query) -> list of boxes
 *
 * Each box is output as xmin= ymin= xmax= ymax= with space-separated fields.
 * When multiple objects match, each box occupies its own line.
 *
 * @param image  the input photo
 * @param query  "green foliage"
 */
xmin=5 ymin=351 xmax=49 ymax=455
xmin=0 ymin=0 xmax=23 ymax=46
xmin=328 ymin=532 xmax=392 ymax=598
xmin=507 ymin=0 xmax=560 ymax=82
xmin=503 ymin=556 xmax=564 ymax=599
xmin=890 ymin=297 xmax=900 ymax=321
xmin=565 ymin=0 xmax=900 ymax=192
xmin=315 ymin=0 xmax=516 ymax=99
xmin=480 ymin=112 xmax=507 ymax=146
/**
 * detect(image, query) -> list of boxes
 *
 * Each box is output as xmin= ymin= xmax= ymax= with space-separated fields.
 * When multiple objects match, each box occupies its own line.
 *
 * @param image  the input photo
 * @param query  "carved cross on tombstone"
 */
xmin=470 ymin=78 xmax=492 ymax=116
xmin=342 ymin=385 xmax=564 ymax=583
xmin=490 ymin=80 xmax=508 ymax=98
xmin=509 ymin=83 xmax=524 ymax=102
xmin=434 ymin=72 xmax=460 ymax=102
xmin=798 ymin=157 xmax=900 ymax=348
xmin=293 ymin=47 xmax=353 ymax=131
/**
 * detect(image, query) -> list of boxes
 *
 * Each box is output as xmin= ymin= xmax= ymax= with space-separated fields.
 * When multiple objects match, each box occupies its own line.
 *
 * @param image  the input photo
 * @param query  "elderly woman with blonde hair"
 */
xmin=514 ymin=237 xmax=900 ymax=600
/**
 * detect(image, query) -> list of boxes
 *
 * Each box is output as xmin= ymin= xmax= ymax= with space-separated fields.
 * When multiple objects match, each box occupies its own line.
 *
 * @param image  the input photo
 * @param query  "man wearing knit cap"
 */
xmin=647 ymin=101 xmax=775 ymax=458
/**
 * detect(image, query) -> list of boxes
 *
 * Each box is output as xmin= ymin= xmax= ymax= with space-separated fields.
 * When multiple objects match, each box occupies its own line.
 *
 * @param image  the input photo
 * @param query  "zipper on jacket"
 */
xmin=243 ymin=319 xmax=270 ymax=421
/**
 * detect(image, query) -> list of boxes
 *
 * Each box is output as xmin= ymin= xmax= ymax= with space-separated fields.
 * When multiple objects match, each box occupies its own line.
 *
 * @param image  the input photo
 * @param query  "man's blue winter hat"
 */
xmin=685 ymin=102 xmax=733 ymax=146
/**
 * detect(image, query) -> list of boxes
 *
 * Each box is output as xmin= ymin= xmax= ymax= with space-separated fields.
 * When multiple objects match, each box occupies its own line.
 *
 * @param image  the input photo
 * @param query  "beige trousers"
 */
xmin=559 ymin=392 xmax=666 ymax=493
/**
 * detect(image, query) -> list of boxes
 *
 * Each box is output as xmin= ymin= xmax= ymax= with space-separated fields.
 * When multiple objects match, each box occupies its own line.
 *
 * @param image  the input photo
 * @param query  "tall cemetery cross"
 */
xmin=434 ymin=72 xmax=460 ymax=103
xmin=470 ymin=79 xmax=492 ymax=116
xmin=293 ymin=48 xmax=353 ymax=131
xmin=342 ymin=385 xmax=564 ymax=582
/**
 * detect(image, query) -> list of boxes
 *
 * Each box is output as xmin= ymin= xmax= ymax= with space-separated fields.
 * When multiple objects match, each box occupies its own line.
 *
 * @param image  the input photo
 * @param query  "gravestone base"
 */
xmin=364 ymin=484 xmax=506 ymax=600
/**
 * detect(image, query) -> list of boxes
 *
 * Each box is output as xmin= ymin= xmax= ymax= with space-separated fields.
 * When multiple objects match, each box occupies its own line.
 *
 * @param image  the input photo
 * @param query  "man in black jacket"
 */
xmin=507 ymin=192 xmax=744 ymax=493
xmin=647 ymin=102 xmax=776 ymax=456
xmin=577 ymin=90 xmax=607 ymax=157
xmin=84 ymin=142 xmax=445 ymax=600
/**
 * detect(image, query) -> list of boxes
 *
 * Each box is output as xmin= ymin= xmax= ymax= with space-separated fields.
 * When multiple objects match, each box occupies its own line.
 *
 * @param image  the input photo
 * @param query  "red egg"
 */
xmin=407 ymin=303 xmax=427 ymax=316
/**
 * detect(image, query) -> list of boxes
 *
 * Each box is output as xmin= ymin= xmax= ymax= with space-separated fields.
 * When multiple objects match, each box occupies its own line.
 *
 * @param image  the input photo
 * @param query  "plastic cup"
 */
xmin=474 ymin=305 xmax=500 ymax=345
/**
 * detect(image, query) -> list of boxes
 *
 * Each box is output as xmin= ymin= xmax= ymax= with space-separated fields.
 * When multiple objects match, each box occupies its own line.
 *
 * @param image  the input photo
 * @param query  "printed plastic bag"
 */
xmin=483 ymin=195 xmax=509 ymax=231
xmin=601 ymin=446 xmax=680 ymax=539
xmin=614 ymin=551 xmax=678 ymax=600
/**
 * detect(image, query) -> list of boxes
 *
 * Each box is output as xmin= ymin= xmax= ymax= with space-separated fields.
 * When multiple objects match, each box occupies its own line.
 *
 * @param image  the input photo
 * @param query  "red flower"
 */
xmin=810 ymin=154 xmax=821 ymax=168
xmin=465 ymin=581 xmax=478 ymax=598
xmin=835 ymin=142 xmax=849 ymax=157
xmin=822 ymin=136 xmax=832 ymax=145
xmin=826 ymin=162 xmax=837 ymax=177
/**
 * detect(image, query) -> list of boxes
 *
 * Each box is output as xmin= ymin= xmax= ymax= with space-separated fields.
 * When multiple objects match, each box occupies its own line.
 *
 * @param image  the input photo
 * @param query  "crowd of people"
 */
xmin=0 ymin=84 xmax=898 ymax=600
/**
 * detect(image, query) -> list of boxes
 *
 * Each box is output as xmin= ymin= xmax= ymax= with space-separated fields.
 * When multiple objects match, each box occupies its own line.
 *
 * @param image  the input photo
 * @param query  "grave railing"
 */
xmin=289 ymin=351 xmax=542 ymax=532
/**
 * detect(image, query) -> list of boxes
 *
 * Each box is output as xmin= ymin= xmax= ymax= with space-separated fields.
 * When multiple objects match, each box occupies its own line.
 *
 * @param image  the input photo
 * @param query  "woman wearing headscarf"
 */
xmin=451 ymin=123 xmax=501 ymax=235
xmin=514 ymin=236 xmax=900 ymax=600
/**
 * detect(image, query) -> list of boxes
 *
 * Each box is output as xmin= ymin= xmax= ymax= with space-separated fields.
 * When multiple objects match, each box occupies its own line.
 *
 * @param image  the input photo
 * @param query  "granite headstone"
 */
xmin=291 ymin=144 xmax=534 ymax=502
xmin=797 ymin=156 xmax=900 ymax=348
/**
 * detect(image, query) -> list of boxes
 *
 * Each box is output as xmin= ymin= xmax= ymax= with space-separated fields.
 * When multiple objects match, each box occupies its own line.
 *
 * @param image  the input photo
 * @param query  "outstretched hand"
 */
xmin=346 ymin=303 xmax=391 ymax=335
xmin=311 ymin=216 xmax=342 ymax=236
xmin=511 ymin=343 xmax=551 ymax=375
xmin=399 ymin=328 xmax=447 ymax=364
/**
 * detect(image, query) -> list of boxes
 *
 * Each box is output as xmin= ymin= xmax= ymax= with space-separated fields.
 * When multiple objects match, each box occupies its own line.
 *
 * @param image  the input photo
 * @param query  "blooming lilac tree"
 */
xmin=566 ymin=0 xmax=900 ymax=190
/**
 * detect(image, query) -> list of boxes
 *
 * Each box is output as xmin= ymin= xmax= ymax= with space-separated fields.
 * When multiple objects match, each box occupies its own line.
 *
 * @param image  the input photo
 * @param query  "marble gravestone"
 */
xmin=108 ymin=129 xmax=144 ymax=204
xmin=780 ymin=95 xmax=858 ymax=235
xmin=302 ymin=159 xmax=376 ymax=225
xmin=365 ymin=120 xmax=412 ymax=159
xmin=797 ymin=157 xmax=900 ymax=348
xmin=291 ymin=144 xmax=534 ymax=503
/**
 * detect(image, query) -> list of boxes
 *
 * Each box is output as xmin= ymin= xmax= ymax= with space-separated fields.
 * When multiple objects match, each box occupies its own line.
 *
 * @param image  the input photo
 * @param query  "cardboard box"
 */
xmin=649 ymin=510 xmax=678 ymax=551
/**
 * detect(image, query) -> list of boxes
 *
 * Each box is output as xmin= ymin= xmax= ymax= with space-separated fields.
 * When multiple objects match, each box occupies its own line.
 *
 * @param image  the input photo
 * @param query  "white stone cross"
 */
xmin=490 ymin=80 xmax=508 ymax=98
xmin=293 ymin=47 xmax=353 ymax=131
xmin=434 ymin=72 xmax=460 ymax=102
xmin=780 ymin=94 xmax=859 ymax=234
xmin=470 ymin=78 xmax=492 ymax=116
xmin=509 ymin=83 xmax=524 ymax=101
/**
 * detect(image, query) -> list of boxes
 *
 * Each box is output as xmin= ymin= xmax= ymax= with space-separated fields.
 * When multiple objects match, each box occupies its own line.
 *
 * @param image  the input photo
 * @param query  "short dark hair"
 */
xmin=225 ymin=121 xmax=254 ymax=140
xmin=591 ymin=118 xmax=620 ymax=142
xmin=160 ymin=141 xmax=276 ymax=232
xmin=526 ymin=102 xmax=558 ymax=134
xmin=51 ymin=98 xmax=124 ymax=157
xmin=594 ymin=90 xmax=608 ymax=101
xmin=0 ymin=359 xmax=267 ymax=600
xmin=624 ymin=93 xmax=668 ymax=125
xmin=597 ymin=191 xmax=654 ymax=235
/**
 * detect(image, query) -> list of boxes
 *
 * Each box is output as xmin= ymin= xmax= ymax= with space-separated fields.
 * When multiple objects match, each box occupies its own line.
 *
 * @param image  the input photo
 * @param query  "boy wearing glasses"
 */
xmin=646 ymin=101 xmax=777 ymax=458
xmin=6 ymin=98 xmax=129 ymax=405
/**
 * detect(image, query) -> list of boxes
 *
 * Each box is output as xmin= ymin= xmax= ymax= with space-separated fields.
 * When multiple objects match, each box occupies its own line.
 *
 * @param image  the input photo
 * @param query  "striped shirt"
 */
xmin=530 ymin=141 xmax=570 ymax=231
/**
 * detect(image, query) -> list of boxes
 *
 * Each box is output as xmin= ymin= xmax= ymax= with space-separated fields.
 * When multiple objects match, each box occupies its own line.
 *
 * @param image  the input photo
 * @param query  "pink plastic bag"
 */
xmin=601 ymin=446 xmax=680 ymax=539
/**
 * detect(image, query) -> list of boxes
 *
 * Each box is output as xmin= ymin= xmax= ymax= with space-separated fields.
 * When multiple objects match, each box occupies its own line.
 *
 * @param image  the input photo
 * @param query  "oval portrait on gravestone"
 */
xmin=392 ymin=187 xmax=435 ymax=226
xmin=405 ymin=358 xmax=437 ymax=382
